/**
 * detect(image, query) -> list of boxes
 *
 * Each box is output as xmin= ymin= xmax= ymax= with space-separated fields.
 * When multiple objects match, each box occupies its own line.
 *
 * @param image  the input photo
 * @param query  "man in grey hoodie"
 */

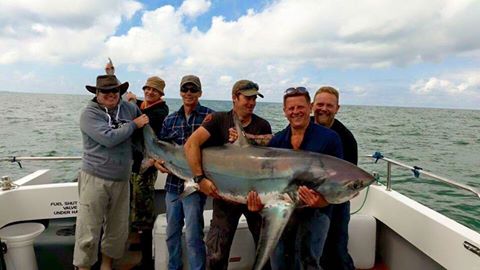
xmin=73 ymin=75 xmax=149 ymax=270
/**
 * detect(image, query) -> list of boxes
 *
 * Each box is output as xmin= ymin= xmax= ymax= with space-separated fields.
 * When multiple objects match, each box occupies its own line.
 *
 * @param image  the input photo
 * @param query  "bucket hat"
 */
xmin=143 ymin=76 xmax=165 ymax=95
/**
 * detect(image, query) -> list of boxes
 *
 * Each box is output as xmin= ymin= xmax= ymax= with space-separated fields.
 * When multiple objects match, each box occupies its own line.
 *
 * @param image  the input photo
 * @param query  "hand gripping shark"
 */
xmin=143 ymin=119 xmax=375 ymax=269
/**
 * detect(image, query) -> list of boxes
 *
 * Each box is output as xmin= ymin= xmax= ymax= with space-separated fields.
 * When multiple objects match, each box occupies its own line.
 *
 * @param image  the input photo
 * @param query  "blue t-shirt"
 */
xmin=268 ymin=122 xmax=343 ymax=159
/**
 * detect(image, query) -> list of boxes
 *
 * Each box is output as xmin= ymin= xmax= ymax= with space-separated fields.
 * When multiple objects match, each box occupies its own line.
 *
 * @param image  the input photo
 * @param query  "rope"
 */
xmin=350 ymin=169 xmax=380 ymax=215
xmin=350 ymin=186 xmax=370 ymax=215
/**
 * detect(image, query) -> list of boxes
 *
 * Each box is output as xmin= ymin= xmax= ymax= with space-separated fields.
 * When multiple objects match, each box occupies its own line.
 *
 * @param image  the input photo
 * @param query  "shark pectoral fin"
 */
xmin=253 ymin=196 xmax=296 ymax=270
xmin=179 ymin=181 xmax=199 ymax=200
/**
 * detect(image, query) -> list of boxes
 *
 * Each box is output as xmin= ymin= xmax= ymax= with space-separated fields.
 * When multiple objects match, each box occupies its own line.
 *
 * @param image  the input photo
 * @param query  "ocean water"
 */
xmin=1 ymin=91 xmax=479 ymax=233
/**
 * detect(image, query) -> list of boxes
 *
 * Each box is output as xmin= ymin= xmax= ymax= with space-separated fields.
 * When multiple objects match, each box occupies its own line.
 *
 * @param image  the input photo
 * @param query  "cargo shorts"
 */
xmin=73 ymin=171 xmax=130 ymax=267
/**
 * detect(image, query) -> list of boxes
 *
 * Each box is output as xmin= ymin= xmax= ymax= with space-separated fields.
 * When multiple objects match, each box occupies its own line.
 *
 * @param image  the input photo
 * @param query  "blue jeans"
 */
xmin=271 ymin=206 xmax=332 ymax=270
xmin=165 ymin=191 xmax=207 ymax=270
xmin=320 ymin=202 xmax=355 ymax=270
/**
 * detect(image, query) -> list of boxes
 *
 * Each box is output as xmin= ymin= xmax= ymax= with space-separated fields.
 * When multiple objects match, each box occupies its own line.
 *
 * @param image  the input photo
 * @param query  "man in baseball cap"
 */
xmin=231 ymin=79 xmax=264 ymax=98
xmin=184 ymin=79 xmax=272 ymax=269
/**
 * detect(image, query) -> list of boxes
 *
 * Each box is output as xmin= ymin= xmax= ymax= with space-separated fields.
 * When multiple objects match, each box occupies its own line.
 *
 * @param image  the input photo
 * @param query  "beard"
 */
xmin=314 ymin=113 xmax=334 ymax=127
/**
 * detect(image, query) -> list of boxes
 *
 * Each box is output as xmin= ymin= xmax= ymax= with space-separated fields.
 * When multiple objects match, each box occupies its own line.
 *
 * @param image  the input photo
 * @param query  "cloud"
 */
xmin=409 ymin=71 xmax=480 ymax=108
xmin=4 ymin=0 xmax=479 ymax=68
xmin=410 ymin=78 xmax=454 ymax=95
xmin=0 ymin=0 xmax=142 ymax=64
xmin=179 ymin=0 xmax=211 ymax=18
xmin=1 ymin=0 xmax=480 ymax=108
xmin=103 ymin=5 xmax=185 ymax=66
xmin=410 ymin=72 xmax=480 ymax=95
xmin=183 ymin=0 xmax=480 ymax=69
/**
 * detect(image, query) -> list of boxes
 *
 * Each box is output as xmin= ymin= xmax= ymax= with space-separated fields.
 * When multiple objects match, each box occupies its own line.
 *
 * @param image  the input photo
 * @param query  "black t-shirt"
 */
xmin=202 ymin=110 xmax=272 ymax=147
xmin=330 ymin=119 xmax=358 ymax=165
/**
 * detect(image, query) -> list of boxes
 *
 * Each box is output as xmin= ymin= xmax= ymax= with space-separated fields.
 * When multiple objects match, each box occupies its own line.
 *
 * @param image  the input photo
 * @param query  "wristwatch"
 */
xmin=193 ymin=174 xmax=206 ymax=183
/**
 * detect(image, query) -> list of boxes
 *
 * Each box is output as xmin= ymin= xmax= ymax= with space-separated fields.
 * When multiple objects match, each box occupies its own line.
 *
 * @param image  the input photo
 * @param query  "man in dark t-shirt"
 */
xmin=184 ymin=80 xmax=272 ymax=270
xmin=313 ymin=86 xmax=357 ymax=270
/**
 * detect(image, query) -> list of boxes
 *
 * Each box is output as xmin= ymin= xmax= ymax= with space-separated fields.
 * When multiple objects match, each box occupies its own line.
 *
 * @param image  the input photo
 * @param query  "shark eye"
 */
xmin=348 ymin=180 xmax=362 ymax=190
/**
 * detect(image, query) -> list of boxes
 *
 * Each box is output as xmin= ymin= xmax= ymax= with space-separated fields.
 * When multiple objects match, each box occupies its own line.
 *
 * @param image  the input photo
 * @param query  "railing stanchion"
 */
xmin=386 ymin=161 xmax=392 ymax=191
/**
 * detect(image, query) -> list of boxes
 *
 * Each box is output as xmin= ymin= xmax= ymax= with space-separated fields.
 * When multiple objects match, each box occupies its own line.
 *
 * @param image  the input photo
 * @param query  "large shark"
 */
xmin=143 ymin=120 xmax=375 ymax=269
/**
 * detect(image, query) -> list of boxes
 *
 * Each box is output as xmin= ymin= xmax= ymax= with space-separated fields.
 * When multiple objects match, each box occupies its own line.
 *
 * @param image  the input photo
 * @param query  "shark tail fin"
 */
xmin=252 ymin=195 xmax=296 ymax=270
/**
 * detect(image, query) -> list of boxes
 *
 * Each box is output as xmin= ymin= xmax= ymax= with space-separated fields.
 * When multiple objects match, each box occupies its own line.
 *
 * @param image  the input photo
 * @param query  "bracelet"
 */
xmin=193 ymin=174 xmax=206 ymax=183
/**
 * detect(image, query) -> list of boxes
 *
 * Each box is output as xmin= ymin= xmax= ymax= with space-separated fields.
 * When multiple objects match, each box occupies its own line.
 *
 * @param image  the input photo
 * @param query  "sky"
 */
xmin=0 ymin=0 xmax=479 ymax=109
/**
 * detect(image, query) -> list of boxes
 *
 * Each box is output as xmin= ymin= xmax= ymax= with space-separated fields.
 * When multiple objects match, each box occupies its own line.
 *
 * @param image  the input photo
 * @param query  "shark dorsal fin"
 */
xmin=232 ymin=112 xmax=251 ymax=147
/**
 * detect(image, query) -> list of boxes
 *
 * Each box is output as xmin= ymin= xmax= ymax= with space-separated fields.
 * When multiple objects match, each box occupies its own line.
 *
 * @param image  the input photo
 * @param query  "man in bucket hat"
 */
xmin=74 ymin=75 xmax=149 ymax=270
xmin=125 ymin=76 xmax=169 ymax=268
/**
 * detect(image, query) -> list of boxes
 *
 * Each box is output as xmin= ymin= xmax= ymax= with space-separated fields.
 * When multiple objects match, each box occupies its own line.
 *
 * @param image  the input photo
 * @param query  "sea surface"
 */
xmin=1 ymin=91 xmax=479 ymax=233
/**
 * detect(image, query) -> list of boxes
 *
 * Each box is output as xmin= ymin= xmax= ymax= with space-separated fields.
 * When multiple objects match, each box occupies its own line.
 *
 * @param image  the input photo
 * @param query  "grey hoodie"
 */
xmin=80 ymin=98 xmax=141 ymax=181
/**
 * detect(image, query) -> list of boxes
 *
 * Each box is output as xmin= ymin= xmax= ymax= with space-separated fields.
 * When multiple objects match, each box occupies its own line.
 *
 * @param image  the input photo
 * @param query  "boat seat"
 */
xmin=34 ymin=218 xmax=76 ymax=270
xmin=30 ymin=213 xmax=376 ymax=270
xmin=154 ymin=211 xmax=377 ymax=270
xmin=348 ymin=214 xmax=376 ymax=269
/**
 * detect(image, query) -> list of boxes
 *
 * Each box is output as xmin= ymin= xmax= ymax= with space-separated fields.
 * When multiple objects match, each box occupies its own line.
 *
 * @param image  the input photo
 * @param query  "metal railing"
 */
xmin=364 ymin=152 xmax=480 ymax=198
xmin=2 ymin=154 xmax=479 ymax=198
xmin=1 ymin=156 xmax=82 ymax=168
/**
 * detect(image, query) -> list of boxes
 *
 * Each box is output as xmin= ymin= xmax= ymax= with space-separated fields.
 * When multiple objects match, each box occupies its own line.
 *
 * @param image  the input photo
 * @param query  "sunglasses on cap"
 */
xmin=98 ymin=88 xmax=120 ymax=94
xmin=238 ymin=82 xmax=259 ymax=92
xmin=284 ymin=87 xmax=308 ymax=95
xmin=181 ymin=85 xmax=200 ymax=93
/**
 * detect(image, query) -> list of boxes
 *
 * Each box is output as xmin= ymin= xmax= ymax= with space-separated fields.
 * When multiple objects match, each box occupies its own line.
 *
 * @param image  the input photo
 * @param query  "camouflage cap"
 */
xmin=232 ymin=80 xmax=263 ymax=98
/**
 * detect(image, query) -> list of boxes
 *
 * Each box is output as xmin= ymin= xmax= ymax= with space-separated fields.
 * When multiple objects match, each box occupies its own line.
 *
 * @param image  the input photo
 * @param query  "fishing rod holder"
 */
xmin=0 ymin=176 xmax=17 ymax=191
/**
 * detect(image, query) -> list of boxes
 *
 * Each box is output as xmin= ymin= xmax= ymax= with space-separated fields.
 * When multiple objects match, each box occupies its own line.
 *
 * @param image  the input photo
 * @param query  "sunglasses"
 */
xmin=181 ymin=86 xmax=200 ymax=93
xmin=98 ymin=88 xmax=120 ymax=94
xmin=284 ymin=87 xmax=308 ymax=95
xmin=239 ymin=82 xmax=259 ymax=91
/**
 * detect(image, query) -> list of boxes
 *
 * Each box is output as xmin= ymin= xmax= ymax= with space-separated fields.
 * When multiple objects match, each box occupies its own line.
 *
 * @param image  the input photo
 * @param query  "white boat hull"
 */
xmin=1 ymin=170 xmax=479 ymax=270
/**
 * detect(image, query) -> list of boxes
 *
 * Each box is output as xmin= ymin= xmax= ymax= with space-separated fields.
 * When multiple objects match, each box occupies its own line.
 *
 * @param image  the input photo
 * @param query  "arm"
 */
xmin=250 ymin=119 xmax=273 ymax=146
xmin=246 ymin=133 xmax=273 ymax=146
xmin=184 ymin=126 xmax=210 ymax=176
xmin=80 ymin=109 xmax=148 ymax=148
xmin=184 ymin=126 xmax=220 ymax=198
xmin=344 ymin=133 xmax=358 ymax=165
xmin=125 ymin=91 xmax=137 ymax=103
